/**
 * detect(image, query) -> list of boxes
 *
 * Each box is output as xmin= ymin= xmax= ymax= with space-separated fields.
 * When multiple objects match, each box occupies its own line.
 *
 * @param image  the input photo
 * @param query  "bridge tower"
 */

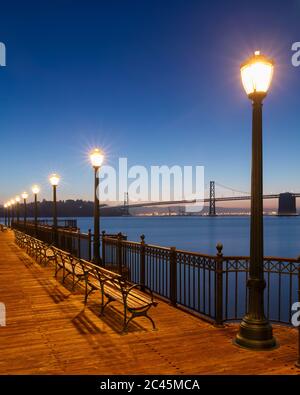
xmin=209 ymin=181 xmax=216 ymax=216
xmin=123 ymin=192 xmax=129 ymax=216
xmin=278 ymin=193 xmax=297 ymax=216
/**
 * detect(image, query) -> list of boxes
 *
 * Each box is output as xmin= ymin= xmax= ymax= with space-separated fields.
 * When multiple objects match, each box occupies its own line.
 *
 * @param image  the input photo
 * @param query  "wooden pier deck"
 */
xmin=0 ymin=230 xmax=299 ymax=375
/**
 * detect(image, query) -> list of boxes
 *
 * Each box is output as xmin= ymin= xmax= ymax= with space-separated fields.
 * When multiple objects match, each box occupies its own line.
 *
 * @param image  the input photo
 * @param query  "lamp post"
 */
xmin=6 ymin=202 xmax=11 ymax=227
xmin=235 ymin=51 xmax=276 ymax=350
xmin=89 ymin=148 xmax=104 ymax=264
xmin=10 ymin=199 xmax=15 ymax=225
xmin=21 ymin=192 xmax=28 ymax=228
xmin=4 ymin=204 xmax=7 ymax=226
xmin=15 ymin=196 xmax=20 ymax=224
xmin=49 ymin=174 xmax=60 ymax=245
xmin=32 ymin=185 xmax=40 ymax=236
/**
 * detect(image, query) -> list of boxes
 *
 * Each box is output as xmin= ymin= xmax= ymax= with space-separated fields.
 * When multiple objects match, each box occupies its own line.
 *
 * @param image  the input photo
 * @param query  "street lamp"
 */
xmin=6 ymin=202 xmax=11 ymax=227
xmin=32 ymin=185 xmax=40 ymax=236
xmin=49 ymin=173 xmax=60 ymax=245
xmin=10 ymin=199 xmax=15 ymax=225
xmin=15 ymin=196 xmax=20 ymax=224
xmin=3 ymin=203 xmax=7 ymax=226
xmin=235 ymin=51 xmax=276 ymax=350
xmin=21 ymin=192 xmax=28 ymax=228
xmin=89 ymin=148 xmax=104 ymax=264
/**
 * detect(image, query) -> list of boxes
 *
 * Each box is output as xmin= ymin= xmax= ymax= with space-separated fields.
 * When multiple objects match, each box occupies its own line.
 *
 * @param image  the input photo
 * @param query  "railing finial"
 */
xmin=140 ymin=234 xmax=145 ymax=243
xmin=216 ymin=242 xmax=223 ymax=256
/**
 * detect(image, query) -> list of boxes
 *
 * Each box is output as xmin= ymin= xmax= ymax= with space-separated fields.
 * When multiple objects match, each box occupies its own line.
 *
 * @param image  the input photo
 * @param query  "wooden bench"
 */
xmin=80 ymin=260 xmax=157 ymax=332
xmin=14 ymin=230 xmax=55 ymax=265
xmin=0 ymin=224 xmax=8 ymax=232
xmin=53 ymin=247 xmax=86 ymax=289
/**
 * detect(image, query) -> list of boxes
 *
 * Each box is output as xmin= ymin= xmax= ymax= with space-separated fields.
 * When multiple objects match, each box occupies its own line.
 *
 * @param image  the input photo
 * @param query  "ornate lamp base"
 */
xmin=234 ymin=315 xmax=277 ymax=350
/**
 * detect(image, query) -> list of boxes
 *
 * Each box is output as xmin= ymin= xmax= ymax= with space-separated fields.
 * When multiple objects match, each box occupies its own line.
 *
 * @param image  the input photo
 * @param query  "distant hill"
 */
xmin=0 ymin=199 xmax=124 ymax=217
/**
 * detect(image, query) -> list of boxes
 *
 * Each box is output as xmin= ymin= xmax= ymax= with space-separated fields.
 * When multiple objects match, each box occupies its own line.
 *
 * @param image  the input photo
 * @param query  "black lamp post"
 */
xmin=21 ymin=192 xmax=28 ymax=228
xmin=15 ymin=196 xmax=20 ymax=224
xmin=49 ymin=174 xmax=60 ymax=245
xmin=7 ymin=203 xmax=11 ymax=227
xmin=32 ymin=185 xmax=40 ymax=236
xmin=4 ymin=204 xmax=7 ymax=226
xmin=11 ymin=200 xmax=15 ymax=226
xmin=235 ymin=51 xmax=276 ymax=350
xmin=90 ymin=148 xmax=104 ymax=265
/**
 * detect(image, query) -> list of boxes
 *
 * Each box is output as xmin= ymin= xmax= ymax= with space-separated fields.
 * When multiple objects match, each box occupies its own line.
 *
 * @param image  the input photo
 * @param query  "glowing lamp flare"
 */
xmin=32 ymin=185 xmax=40 ymax=195
xmin=241 ymin=51 xmax=274 ymax=97
xmin=90 ymin=148 xmax=104 ymax=168
xmin=15 ymin=196 xmax=20 ymax=203
xmin=49 ymin=173 xmax=60 ymax=186
xmin=21 ymin=192 xmax=28 ymax=199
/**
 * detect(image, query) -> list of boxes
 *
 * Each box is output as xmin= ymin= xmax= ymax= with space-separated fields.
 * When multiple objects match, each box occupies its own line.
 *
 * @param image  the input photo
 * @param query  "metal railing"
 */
xmin=12 ymin=221 xmax=93 ymax=261
xmin=102 ymin=234 xmax=300 ymax=327
xmin=35 ymin=219 xmax=78 ymax=229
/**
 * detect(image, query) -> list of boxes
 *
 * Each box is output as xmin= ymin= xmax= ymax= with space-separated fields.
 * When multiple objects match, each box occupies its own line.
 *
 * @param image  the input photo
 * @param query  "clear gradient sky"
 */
xmin=0 ymin=0 xmax=299 ymax=204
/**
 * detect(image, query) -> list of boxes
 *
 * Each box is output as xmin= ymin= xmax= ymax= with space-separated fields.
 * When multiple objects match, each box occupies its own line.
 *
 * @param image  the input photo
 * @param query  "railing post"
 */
xmin=102 ymin=230 xmax=106 ymax=267
xmin=77 ymin=230 xmax=81 ymax=259
xmin=140 ymin=234 xmax=146 ymax=290
xmin=215 ymin=242 xmax=224 ymax=327
xmin=169 ymin=246 xmax=177 ymax=306
xmin=296 ymin=265 xmax=300 ymax=368
xmin=88 ymin=229 xmax=92 ymax=262
xmin=117 ymin=232 xmax=123 ymax=275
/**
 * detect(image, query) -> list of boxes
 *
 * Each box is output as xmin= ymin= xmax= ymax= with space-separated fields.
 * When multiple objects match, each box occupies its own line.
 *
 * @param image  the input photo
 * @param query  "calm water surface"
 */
xmin=75 ymin=216 xmax=300 ymax=258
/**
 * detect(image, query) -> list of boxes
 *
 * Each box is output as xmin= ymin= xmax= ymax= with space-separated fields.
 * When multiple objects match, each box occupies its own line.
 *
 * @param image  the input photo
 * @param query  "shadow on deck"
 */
xmin=0 ymin=230 xmax=299 ymax=375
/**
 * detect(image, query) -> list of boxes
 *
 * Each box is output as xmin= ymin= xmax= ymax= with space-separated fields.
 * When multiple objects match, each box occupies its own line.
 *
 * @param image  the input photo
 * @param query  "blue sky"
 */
xmin=0 ymin=0 xmax=299 ymax=203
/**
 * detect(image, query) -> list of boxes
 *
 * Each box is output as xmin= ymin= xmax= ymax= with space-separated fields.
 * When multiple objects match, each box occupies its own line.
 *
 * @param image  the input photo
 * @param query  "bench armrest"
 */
xmin=125 ymin=283 xmax=156 ymax=307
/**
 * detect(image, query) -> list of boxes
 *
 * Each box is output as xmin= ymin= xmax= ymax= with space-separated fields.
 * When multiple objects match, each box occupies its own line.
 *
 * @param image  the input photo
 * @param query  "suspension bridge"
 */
xmin=104 ymin=182 xmax=300 ymax=216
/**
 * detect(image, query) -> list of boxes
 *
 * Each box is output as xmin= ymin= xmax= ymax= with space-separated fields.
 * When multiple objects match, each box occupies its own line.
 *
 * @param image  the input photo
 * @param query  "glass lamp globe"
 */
xmin=49 ymin=173 xmax=60 ymax=186
xmin=90 ymin=148 xmax=104 ymax=168
xmin=241 ymin=51 xmax=274 ymax=99
xmin=21 ymin=192 xmax=28 ymax=200
xmin=32 ymin=185 xmax=40 ymax=195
